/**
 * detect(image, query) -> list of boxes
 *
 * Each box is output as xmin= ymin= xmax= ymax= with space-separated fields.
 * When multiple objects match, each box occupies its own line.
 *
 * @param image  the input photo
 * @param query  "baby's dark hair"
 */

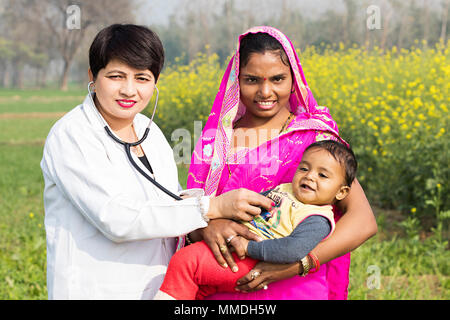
xmin=304 ymin=140 xmax=358 ymax=187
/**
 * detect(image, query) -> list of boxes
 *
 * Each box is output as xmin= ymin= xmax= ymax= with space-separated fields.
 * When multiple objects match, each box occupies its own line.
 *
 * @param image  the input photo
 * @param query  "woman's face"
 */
xmin=89 ymin=59 xmax=156 ymax=127
xmin=239 ymin=51 xmax=293 ymax=120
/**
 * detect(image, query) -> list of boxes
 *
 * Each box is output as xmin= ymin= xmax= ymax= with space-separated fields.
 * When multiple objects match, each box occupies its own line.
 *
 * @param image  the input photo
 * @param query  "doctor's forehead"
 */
xmin=102 ymin=59 xmax=154 ymax=76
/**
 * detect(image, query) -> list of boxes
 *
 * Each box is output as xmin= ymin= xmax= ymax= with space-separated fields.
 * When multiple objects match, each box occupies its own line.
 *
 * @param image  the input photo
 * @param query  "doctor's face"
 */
xmin=89 ymin=59 xmax=156 ymax=126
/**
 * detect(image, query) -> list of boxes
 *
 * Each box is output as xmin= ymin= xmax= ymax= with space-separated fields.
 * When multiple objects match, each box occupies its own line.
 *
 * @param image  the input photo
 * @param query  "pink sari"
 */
xmin=187 ymin=26 xmax=350 ymax=300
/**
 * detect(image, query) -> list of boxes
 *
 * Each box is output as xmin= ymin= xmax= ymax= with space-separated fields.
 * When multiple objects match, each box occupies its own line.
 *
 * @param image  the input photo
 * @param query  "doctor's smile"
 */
xmin=116 ymin=99 xmax=137 ymax=108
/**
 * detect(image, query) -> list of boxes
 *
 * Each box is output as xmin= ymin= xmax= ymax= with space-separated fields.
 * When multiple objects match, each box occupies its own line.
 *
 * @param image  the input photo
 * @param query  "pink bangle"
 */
xmin=308 ymin=252 xmax=320 ymax=273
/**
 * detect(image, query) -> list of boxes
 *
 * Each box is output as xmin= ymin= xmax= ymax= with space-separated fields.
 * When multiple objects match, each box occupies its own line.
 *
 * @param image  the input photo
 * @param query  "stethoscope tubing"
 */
xmin=122 ymin=139 xmax=182 ymax=201
xmin=88 ymin=81 xmax=182 ymax=201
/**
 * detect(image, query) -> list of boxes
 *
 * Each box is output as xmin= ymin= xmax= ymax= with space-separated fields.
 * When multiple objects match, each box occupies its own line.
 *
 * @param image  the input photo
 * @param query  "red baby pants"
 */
xmin=159 ymin=240 xmax=258 ymax=300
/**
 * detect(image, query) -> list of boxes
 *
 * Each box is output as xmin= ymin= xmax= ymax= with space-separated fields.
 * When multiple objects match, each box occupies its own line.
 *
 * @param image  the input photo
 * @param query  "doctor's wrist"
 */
xmin=198 ymin=195 xmax=212 ymax=223
xmin=205 ymin=196 xmax=221 ymax=220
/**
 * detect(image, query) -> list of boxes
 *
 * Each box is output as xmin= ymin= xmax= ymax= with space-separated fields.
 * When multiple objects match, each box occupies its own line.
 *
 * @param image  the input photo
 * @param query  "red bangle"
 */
xmin=307 ymin=252 xmax=320 ymax=273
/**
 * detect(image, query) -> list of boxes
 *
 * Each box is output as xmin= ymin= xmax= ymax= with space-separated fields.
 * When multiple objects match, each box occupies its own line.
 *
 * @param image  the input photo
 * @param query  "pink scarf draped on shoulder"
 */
xmin=187 ymin=26 xmax=350 ymax=300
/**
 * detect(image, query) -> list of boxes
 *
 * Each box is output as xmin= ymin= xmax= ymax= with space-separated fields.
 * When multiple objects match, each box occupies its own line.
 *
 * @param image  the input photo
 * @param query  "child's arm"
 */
xmin=245 ymin=215 xmax=331 ymax=264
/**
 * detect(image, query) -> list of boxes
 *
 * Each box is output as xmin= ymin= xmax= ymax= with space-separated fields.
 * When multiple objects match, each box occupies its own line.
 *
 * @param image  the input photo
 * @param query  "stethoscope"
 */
xmin=87 ymin=81 xmax=182 ymax=201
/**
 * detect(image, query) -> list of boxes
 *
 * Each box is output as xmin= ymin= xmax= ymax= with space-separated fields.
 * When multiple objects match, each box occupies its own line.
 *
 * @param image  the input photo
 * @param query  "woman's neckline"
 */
xmin=233 ymin=106 xmax=292 ymax=131
xmin=228 ymin=110 xmax=295 ymax=155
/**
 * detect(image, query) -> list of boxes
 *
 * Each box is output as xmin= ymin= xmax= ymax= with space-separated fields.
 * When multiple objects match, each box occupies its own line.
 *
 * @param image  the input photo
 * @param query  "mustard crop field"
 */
xmin=0 ymin=43 xmax=448 ymax=299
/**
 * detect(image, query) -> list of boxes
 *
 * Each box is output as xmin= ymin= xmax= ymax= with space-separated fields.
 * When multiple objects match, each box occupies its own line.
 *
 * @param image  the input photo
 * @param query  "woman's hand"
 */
xmin=312 ymin=179 xmax=377 ymax=265
xmin=235 ymin=261 xmax=299 ymax=293
xmin=200 ymin=219 xmax=263 ymax=273
xmin=207 ymin=188 xmax=273 ymax=221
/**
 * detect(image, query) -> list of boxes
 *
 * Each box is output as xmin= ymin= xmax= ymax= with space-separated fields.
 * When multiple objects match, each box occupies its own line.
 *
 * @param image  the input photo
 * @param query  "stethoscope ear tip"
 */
xmin=88 ymin=81 xmax=95 ymax=94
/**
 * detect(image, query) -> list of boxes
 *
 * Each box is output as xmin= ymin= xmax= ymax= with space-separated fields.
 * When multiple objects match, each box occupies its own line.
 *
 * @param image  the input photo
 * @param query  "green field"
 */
xmin=0 ymin=89 xmax=448 ymax=300
xmin=0 ymin=88 xmax=84 ymax=113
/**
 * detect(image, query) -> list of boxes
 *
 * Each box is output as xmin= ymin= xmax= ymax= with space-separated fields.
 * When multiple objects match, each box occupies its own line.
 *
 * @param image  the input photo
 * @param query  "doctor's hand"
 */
xmin=207 ymin=188 xmax=273 ymax=222
xmin=200 ymin=219 xmax=263 ymax=272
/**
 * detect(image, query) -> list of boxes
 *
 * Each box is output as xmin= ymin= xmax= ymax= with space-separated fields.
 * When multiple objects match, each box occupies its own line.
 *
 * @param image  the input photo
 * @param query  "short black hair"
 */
xmin=239 ymin=32 xmax=290 ymax=68
xmin=304 ymin=140 xmax=358 ymax=187
xmin=89 ymin=24 xmax=164 ymax=82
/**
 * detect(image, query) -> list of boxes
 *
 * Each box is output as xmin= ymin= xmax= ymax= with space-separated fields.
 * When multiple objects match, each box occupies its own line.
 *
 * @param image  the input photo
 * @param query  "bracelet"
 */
xmin=299 ymin=255 xmax=311 ymax=277
xmin=197 ymin=195 xmax=209 ymax=223
xmin=308 ymin=252 xmax=320 ymax=273
xmin=185 ymin=234 xmax=193 ymax=245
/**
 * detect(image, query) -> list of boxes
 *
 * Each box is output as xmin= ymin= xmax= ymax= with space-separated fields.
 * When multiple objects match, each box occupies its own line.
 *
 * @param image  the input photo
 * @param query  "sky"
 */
xmin=135 ymin=0 xmax=441 ymax=27
xmin=135 ymin=0 xmax=182 ymax=26
xmin=135 ymin=0 xmax=350 ymax=26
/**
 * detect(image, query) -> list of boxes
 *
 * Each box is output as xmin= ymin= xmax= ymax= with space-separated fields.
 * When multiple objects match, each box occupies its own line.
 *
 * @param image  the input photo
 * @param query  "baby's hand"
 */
xmin=239 ymin=237 xmax=250 ymax=256
xmin=228 ymin=236 xmax=251 ymax=258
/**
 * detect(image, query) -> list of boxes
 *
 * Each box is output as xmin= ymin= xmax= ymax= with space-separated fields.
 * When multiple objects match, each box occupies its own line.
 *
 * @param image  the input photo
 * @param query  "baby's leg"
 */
xmin=156 ymin=240 xmax=257 ymax=300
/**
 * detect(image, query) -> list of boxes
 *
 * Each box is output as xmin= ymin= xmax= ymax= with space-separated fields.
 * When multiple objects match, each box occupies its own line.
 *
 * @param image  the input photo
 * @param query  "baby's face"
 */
xmin=292 ymin=147 xmax=349 ymax=205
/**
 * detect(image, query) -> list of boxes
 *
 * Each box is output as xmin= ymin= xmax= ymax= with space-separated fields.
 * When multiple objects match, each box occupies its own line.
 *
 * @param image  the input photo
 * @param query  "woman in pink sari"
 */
xmin=186 ymin=26 xmax=377 ymax=300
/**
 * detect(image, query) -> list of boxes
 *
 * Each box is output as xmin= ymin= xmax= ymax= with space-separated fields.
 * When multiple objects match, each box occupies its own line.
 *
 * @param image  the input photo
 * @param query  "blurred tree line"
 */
xmin=0 ymin=0 xmax=134 ymax=90
xmin=0 ymin=0 xmax=448 ymax=90
xmin=156 ymin=0 xmax=449 ymax=64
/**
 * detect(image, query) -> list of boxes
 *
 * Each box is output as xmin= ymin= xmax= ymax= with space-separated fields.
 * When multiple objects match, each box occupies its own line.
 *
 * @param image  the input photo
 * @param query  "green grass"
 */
xmin=178 ymin=165 xmax=189 ymax=190
xmin=0 ymin=88 xmax=84 ymax=114
xmin=0 ymin=86 xmax=80 ymax=299
xmin=0 ymin=118 xmax=59 ymax=143
xmin=0 ymin=145 xmax=47 ymax=299
xmin=348 ymin=226 xmax=449 ymax=299
xmin=0 ymin=87 xmax=82 ymax=96
xmin=0 ymin=89 xmax=448 ymax=300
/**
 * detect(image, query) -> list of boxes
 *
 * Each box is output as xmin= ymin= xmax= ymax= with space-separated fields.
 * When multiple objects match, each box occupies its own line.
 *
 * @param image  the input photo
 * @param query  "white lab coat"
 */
xmin=41 ymin=94 xmax=209 ymax=299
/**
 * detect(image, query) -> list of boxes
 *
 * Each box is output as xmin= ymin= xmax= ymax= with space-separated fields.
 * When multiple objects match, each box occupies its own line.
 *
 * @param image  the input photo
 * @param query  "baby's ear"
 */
xmin=335 ymin=185 xmax=350 ymax=201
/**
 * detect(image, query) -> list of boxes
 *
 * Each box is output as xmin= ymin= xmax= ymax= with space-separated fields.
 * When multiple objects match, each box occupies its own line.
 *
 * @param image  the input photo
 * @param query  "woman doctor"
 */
xmin=40 ymin=24 xmax=272 ymax=300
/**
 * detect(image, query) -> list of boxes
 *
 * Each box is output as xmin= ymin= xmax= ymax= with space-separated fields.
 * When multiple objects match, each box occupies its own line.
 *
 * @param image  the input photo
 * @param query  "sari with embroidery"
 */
xmin=187 ymin=26 xmax=350 ymax=300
